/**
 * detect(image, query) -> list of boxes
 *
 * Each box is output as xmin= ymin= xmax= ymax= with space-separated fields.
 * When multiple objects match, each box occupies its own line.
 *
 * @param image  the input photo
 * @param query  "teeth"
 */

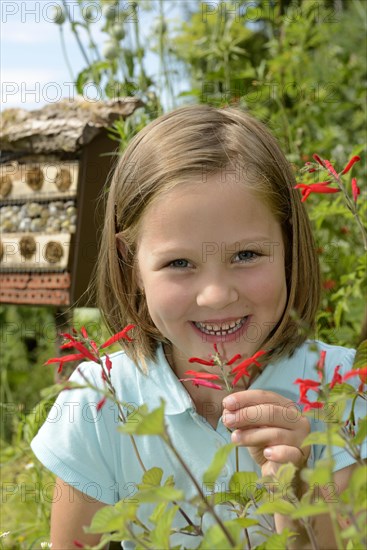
xmin=194 ymin=317 xmax=247 ymax=335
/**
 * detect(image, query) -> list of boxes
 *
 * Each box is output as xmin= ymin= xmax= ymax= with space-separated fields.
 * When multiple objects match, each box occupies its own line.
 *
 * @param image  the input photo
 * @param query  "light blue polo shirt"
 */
xmin=31 ymin=340 xmax=366 ymax=548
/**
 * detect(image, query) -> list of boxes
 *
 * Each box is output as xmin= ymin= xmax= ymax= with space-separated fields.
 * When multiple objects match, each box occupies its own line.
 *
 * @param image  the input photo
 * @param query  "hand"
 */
xmin=222 ymin=390 xmax=310 ymax=477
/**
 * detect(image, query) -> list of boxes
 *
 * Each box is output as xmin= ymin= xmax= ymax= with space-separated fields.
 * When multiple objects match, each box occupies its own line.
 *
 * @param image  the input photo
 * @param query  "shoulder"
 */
xmin=301 ymin=340 xmax=356 ymax=376
xmin=68 ymin=343 xmax=191 ymax=412
xmin=256 ymin=340 xmax=355 ymax=397
xmin=68 ymin=347 xmax=157 ymax=397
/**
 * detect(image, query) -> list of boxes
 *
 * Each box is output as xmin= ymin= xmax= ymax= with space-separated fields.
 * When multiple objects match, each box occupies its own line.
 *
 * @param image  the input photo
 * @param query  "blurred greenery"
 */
xmin=1 ymin=0 xmax=366 ymax=546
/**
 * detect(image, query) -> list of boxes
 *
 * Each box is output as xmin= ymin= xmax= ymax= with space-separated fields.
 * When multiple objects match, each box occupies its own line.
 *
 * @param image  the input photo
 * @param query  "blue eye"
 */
xmin=169 ymin=259 xmax=190 ymax=268
xmin=234 ymin=250 xmax=259 ymax=262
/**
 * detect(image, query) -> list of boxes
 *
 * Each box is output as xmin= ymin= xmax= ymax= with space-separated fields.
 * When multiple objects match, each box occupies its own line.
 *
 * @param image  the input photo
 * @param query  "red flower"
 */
xmin=351 ymin=178 xmax=360 ymax=203
xmin=294 ymin=182 xmax=340 ymax=202
xmin=323 ymin=159 xmax=339 ymax=179
xmin=226 ymin=353 xmax=242 ymax=366
xmin=341 ymin=155 xmax=361 ymax=175
xmin=317 ymin=350 xmax=327 ymax=370
xmin=100 ymin=324 xmax=135 ymax=348
xmin=105 ymin=354 xmax=112 ymax=373
xmin=311 ymin=155 xmax=339 ymax=179
xmin=183 ymin=378 xmax=223 ymax=390
xmin=44 ymin=353 xmax=86 ymax=374
xmin=183 ymin=370 xmax=221 ymax=380
xmin=316 ymin=350 xmax=327 ymax=380
xmin=294 ymin=378 xmax=322 ymax=412
xmin=61 ymin=339 xmax=97 ymax=363
xmin=322 ymin=279 xmax=337 ymax=290
xmin=329 ymin=365 xmax=342 ymax=389
xmin=188 ymin=357 xmax=215 ymax=366
xmin=313 ymin=153 xmax=324 ymax=166
xmin=96 ymin=397 xmax=107 ymax=411
xmin=230 ymin=350 xmax=266 ymax=387
xmin=186 ymin=346 xmax=265 ymax=389
xmin=343 ymin=366 xmax=367 ymax=383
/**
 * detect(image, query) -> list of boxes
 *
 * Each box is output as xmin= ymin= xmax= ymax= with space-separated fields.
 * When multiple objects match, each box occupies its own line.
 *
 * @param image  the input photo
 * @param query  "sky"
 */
xmin=1 ymin=0 xmax=190 ymax=112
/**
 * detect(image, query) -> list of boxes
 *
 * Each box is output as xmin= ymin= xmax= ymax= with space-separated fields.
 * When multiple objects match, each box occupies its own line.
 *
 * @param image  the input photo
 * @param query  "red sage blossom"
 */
xmin=182 ymin=346 xmax=266 ymax=390
xmin=294 ymin=182 xmax=340 ymax=202
xmin=341 ymin=155 xmax=361 ymax=175
xmin=351 ymin=178 xmax=360 ymax=203
xmin=294 ymin=377 xmax=323 ymax=412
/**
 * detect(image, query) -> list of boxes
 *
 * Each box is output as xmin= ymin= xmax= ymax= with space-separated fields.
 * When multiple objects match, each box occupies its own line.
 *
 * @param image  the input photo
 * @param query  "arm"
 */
xmin=51 ymin=478 xmax=108 ymax=550
xmin=275 ymin=464 xmax=356 ymax=550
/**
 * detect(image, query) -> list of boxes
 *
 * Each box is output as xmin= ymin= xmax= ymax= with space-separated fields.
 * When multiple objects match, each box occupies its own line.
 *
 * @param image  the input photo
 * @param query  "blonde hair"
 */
xmin=96 ymin=104 xmax=320 ymax=369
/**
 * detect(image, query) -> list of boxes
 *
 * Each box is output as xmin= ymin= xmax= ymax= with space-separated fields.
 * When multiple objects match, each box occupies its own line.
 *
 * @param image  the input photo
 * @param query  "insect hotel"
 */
xmin=0 ymin=97 xmax=143 ymax=307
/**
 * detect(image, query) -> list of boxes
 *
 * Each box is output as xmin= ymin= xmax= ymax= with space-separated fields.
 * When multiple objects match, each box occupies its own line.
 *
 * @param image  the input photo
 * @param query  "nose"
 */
xmin=196 ymin=276 xmax=239 ymax=310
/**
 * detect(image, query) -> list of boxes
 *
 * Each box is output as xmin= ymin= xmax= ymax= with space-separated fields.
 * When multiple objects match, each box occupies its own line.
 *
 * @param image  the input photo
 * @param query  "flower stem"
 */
xmin=328 ymin=168 xmax=367 ymax=251
xmin=162 ymin=429 xmax=237 ymax=548
xmin=61 ymin=0 xmax=90 ymax=66
xmin=325 ymin=417 xmax=344 ymax=550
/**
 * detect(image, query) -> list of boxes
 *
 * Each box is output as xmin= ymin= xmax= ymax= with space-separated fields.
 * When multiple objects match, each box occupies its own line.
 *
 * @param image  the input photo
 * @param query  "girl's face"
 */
xmin=136 ymin=173 xmax=287 ymax=376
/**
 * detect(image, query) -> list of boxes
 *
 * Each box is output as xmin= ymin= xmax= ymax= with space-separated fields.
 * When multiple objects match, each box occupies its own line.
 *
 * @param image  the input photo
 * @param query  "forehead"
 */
xmin=137 ymin=174 xmax=284 ymax=250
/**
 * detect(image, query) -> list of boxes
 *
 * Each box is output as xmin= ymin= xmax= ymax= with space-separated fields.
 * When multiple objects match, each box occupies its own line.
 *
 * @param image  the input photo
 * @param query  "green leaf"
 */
xmin=262 ymin=529 xmax=297 ymax=549
xmin=134 ymin=486 xmax=184 ymax=503
xmin=203 ymin=443 xmax=234 ymax=484
xmin=163 ymin=474 xmax=175 ymax=487
xmin=210 ymin=490 xmax=241 ymax=506
xmin=275 ymin=463 xmax=297 ymax=488
xmin=353 ymin=416 xmax=367 ymax=445
xmin=353 ymin=340 xmax=367 ymax=370
xmin=40 ymin=381 xmax=83 ymax=399
xmin=198 ymin=518 xmax=254 ymax=549
xmin=118 ymin=400 xmax=165 ymax=436
xmin=291 ymin=502 xmax=329 ymax=518
xmin=139 ymin=467 xmax=163 ymax=489
xmin=301 ymin=430 xmax=346 ymax=448
xmin=150 ymin=504 xmax=179 ymax=549
xmin=86 ymin=503 xmax=136 ymax=533
xmin=301 ymin=459 xmax=334 ymax=486
xmin=347 ymin=464 xmax=367 ymax=495
xmin=149 ymin=502 xmax=168 ymax=524
xmin=256 ymin=499 xmax=296 ymax=515
xmin=228 ymin=471 xmax=262 ymax=503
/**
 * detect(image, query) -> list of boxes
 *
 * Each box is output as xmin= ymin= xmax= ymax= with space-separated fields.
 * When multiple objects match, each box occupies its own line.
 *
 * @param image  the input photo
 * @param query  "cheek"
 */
xmin=244 ymin=263 xmax=287 ymax=308
xmin=144 ymin=277 xmax=191 ymax=320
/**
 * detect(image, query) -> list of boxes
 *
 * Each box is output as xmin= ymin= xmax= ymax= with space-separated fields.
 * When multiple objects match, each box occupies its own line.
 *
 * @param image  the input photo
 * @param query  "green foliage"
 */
xmin=2 ymin=0 xmax=367 ymax=547
xmin=202 ymin=443 xmax=234 ymax=484
xmin=0 ymin=306 xmax=56 ymax=443
xmin=118 ymin=399 xmax=165 ymax=435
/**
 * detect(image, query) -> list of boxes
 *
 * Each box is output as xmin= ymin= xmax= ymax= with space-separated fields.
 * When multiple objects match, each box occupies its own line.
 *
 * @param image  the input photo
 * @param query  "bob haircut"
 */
xmin=96 ymin=104 xmax=320 ymax=370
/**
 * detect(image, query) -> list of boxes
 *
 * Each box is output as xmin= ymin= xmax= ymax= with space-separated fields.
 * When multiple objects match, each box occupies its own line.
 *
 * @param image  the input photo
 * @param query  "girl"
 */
xmin=31 ymin=105 xmax=366 ymax=549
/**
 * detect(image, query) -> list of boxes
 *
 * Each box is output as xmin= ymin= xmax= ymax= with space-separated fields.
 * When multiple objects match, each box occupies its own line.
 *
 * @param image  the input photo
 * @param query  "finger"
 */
xmin=263 ymin=445 xmax=309 ymax=467
xmin=231 ymin=427 xmax=310 ymax=460
xmin=231 ymin=426 xmax=306 ymax=450
xmin=223 ymin=402 xmax=308 ymax=432
xmin=223 ymin=389 xmax=294 ymax=411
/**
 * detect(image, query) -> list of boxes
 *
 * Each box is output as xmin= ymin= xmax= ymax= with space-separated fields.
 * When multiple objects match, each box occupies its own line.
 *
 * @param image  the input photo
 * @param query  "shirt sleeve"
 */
xmin=31 ymin=363 xmax=121 ymax=504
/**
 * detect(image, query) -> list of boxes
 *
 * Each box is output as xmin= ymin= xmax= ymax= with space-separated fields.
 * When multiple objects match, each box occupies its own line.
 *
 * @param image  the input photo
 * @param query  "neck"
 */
xmin=163 ymin=344 xmax=263 ymax=428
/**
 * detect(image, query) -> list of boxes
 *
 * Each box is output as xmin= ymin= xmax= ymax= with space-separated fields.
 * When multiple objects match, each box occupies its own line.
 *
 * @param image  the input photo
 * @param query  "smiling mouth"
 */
xmin=193 ymin=316 xmax=248 ymax=336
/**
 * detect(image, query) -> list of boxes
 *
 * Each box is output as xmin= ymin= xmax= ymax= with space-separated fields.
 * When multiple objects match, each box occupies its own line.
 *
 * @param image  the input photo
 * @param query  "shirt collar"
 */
xmin=145 ymin=344 xmax=194 ymax=415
